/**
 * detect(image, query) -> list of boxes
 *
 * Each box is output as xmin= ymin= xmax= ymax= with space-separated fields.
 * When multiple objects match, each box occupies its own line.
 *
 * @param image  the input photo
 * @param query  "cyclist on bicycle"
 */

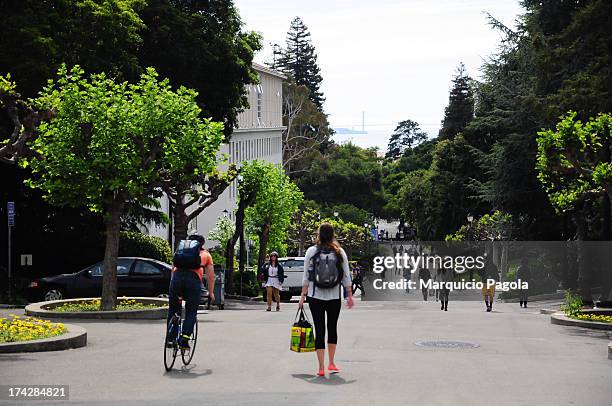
xmin=166 ymin=234 xmax=215 ymax=350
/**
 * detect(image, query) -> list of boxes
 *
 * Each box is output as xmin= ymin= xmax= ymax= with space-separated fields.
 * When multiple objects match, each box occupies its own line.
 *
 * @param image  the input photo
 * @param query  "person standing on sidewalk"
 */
xmin=299 ymin=223 xmax=354 ymax=377
xmin=260 ymin=251 xmax=284 ymax=311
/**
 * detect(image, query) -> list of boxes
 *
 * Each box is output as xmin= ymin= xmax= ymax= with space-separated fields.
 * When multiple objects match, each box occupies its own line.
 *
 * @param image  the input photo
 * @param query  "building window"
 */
xmin=256 ymin=84 xmax=263 ymax=126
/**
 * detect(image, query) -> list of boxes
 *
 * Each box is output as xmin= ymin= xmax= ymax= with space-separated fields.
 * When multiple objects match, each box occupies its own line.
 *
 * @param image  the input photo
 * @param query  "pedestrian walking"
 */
xmin=438 ymin=266 xmax=453 ymax=311
xmin=480 ymin=254 xmax=497 ymax=312
xmin=419 ymin=266 xmax=431 ymax=301
xmin=351 ymin=262 xmax=365 ymax=296
xmin=298 ymin=223 xmax=354 ymax=377
xmin=516 ymin=257 xmax=531 ymax=308
xmin=260 ymin=251 xmax=284 ymax=311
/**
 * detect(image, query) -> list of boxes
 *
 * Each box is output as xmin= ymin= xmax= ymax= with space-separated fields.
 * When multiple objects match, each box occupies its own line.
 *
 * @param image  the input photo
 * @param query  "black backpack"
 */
xmin=309 ymin=247 xmax=343 ymax=290
xmin=173 ymin=240 xmax=202 ymax=270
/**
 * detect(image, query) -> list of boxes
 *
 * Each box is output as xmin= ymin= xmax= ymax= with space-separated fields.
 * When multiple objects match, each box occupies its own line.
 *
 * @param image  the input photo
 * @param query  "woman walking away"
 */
xmin=299 ymin=223 xmax=354 ymax=377
xmin=260 ymin=251 xmax=284 ymax=311
xmin=516 ymin=257 xmax=531 ymax=308
xmin=438 ymin=266 xmax=453 ymax=311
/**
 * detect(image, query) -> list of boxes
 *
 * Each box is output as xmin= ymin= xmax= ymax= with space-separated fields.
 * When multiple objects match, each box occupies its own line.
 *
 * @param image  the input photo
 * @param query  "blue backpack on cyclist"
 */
xmin=173 ymin=240 xmax=201 ymax=270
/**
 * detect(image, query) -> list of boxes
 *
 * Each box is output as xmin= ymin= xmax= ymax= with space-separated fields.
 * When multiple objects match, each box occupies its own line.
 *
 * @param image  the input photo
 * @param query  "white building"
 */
xmin=146 ymin=63 xmax=286 ymax=249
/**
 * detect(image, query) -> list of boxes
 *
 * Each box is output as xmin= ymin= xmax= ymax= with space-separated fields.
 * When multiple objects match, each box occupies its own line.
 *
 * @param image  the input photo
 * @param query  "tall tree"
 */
xmin=24 ymin=66 xmax=224 ymax=309
xmin=275 ymin=17 xmax=325 ymax=110
xmin=139 ymin=0 xmax=262 ymax=139
xmin=438 ymin=63 xmax=475 ymax=140
xmin=245 ymin=166 xmax=303 ymax=269
xmin=0 ymin=0 xmax=145 ymax=99
xmin=282 ymin=80 xmax=332 ymax=176
xmin=386 ymin=119 xmax=428 ymax=160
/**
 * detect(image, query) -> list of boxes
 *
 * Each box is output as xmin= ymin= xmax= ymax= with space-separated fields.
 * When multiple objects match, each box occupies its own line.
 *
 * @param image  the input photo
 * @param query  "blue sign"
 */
xmin=7 ymin=201 xmax=15 ymax=226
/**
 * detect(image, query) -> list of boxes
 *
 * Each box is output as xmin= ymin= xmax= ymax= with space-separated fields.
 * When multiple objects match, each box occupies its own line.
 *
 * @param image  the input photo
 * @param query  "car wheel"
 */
xmin=156 ymin=292 xmax=169 ymax=299
xmin=44 ymin=289 xmax=64 ymax=301
xmin=280 ymin=292 xmax=292 ymax=302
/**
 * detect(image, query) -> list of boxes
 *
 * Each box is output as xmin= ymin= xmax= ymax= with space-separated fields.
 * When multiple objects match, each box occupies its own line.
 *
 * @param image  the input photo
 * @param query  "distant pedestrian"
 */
xmin=260 ymin=251 xmax=284 ymax=311
xmin=438 ymin=267 xmax=453 ymax=311
xmin=351 ymin=262 xmax=365 ymax=296
xmin=516 ymin=257 xmax=531 ymax=308
xmin=479 ymin=254 xmax=497 ymax=312
xmin=419 ymin=267 xmax=431 ymax=301
xmin=299 ymin=223 xmax=354 ymax=377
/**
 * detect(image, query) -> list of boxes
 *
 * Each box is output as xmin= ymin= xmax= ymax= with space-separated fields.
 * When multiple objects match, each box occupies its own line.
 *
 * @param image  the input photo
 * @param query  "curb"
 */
xmin=609 ymin=342 xmax=611 ymax=360
xmin=550 ymin=312 xmax=612 ymax=331
xmin=25 ymin=297 xmax=169 ymax=320
xmin=225 ymin=294 xmax=261 ymax=302
xmin=540 ymin=308 xmax=558 ymax=315
xmin=0 ymin=323 xmax=86 ymax=353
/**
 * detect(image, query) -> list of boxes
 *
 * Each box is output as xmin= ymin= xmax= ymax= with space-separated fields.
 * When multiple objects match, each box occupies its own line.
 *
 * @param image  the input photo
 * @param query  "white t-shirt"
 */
xmin=265 ymin=265 xmax=282 ymax=289
xmin=302 ymin=245 xmax=352 ymax=300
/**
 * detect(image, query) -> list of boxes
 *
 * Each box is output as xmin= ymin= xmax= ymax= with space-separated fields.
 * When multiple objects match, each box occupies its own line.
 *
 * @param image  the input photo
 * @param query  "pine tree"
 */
xmin=438 ymin=63 xmax=475 ymax=140
xmin=275 ymin=17 xmax=325 ymax=110
xmin=386 ymin=120 xmax=427 ymax=160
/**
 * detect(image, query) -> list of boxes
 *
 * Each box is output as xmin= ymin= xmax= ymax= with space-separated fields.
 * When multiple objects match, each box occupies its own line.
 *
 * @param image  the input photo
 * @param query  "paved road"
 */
xmin=1 ymin=299 xmax=611 ymax=405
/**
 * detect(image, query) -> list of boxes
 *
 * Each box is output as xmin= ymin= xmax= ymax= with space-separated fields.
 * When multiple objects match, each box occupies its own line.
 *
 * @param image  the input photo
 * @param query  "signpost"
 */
xmin=7 ymin=202 xmax=15 ymax=302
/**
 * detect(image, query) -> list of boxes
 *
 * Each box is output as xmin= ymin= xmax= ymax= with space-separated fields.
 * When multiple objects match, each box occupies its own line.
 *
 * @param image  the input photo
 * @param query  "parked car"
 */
xmin=276 ymin=257 xmax=305 ymax=302
xmin=26 ymin=257 xmax=209 ymax=303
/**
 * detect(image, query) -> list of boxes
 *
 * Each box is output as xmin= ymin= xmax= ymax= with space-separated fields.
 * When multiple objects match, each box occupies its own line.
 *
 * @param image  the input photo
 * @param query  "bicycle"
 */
xmin=164 ymin=300 xmax=198 ymax=371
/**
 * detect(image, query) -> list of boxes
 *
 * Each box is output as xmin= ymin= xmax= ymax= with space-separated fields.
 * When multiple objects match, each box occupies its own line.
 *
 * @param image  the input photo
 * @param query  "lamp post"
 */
xmin=333 ymin=211 xmax=339 ymax=220
xmin=364 ymin=223 xmax=369 ymax=254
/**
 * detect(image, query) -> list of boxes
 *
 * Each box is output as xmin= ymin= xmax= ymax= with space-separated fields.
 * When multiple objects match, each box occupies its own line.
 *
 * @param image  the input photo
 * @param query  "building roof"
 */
xmin=252 ymin=62 xmax=287 ymax=80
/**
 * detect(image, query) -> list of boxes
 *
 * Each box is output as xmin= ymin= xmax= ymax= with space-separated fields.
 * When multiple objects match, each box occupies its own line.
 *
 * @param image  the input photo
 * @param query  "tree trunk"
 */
xmin=257 ymin=221 xmax=271 ymax=271
xmin=575 ymin=208 xmax=592 ymax=305
xmin=603 ymin=194 xmax=610 ymax=240
xmin=225 ymin=199 xmax=247 ymax=294
xmin=173 ymin=200 xmax=189 ymax=251
xmin=100 ymin=200 xmax=124 ymax=311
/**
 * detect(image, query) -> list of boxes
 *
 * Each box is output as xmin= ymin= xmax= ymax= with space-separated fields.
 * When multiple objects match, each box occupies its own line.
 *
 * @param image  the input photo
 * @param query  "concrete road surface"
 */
xmin=1 ymin=299 xmax=611 ymax=405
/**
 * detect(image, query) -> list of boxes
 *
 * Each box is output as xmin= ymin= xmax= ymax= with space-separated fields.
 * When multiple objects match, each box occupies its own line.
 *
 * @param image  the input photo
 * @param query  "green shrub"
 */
xmin=561 ymin=291 xmax=583 ymax=317
xmin=232 ymin=270 xmax=260 ymax=297
xmin=119 ymin=231 xmax=172 ymax=264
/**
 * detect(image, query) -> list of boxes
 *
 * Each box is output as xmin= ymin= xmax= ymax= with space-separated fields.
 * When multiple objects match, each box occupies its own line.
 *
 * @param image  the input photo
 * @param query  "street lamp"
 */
xmin=222 ymin=209 xmax=229 ymax=218
xmin=467 ymin=213 xmax=474 ymax=223
xmin=333 ymin=211 xmax=339 ymax=219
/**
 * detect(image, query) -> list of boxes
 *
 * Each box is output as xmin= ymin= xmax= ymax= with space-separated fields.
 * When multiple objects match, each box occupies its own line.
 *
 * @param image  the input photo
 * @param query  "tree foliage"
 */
xmin=386 ymin=119 xmax=427 ymax=160
xmin=438 ymin=63 xmax=474 ymax=140
xmin=23 ymin=66 xmax=223 ymax=309
xmin=246 ymin=164 xmax=303 ymax=264
xmin=275 ymin=17 xmax=325 ymax=110
xmin=536 ymin=112 xmax=612 ymax=212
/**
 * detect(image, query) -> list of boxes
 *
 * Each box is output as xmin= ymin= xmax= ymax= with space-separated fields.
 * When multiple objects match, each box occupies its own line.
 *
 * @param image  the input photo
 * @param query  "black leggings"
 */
xmin=307 ymin=297 xmax=341 ymax=350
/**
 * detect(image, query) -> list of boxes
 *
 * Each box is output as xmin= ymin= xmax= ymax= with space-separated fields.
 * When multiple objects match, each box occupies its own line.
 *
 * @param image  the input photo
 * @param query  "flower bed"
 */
xmin=573 ymin=313 xmax=612 ymax=323
xmin=53 ymin=298 xmax=161 ymax=312
xmin=0 ymin=315 xmax=66 ymax=343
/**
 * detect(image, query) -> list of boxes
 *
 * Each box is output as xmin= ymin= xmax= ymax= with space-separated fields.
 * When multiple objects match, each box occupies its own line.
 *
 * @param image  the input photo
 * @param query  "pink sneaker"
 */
xmin=316 ymin=369 xmax=325 ymax=377
xmin=328 ymin=364 xmax=340 ymax=374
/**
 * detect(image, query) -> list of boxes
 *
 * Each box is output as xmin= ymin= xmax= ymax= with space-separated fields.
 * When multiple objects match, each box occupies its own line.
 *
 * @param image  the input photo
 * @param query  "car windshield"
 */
xmin=279 ymin=259 xmax=304 ymax=269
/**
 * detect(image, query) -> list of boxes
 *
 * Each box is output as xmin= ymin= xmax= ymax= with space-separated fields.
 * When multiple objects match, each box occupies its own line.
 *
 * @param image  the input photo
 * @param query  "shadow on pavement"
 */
xmin=164 ymin=365 xmax=212 ymax=379
xmin=0 ymin=354 xmax=38 ymax=362
xmin=291 ymin=373 xmax=356 ymax=385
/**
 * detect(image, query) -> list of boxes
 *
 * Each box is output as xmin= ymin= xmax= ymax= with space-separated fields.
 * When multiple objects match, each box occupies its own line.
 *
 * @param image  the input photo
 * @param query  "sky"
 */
xmin=233 ymin=0 xmax=525 ymax=151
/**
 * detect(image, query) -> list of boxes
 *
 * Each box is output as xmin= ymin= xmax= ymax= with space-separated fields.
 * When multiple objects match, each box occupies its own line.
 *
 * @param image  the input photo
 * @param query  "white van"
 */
xmin=277 ymin=256 xmax=306 ymax=301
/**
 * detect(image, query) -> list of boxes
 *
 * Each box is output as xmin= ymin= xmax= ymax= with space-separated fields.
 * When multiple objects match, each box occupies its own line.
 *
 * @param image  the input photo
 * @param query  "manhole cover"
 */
xmin=414 ymin=340 xmax=480 ymax=349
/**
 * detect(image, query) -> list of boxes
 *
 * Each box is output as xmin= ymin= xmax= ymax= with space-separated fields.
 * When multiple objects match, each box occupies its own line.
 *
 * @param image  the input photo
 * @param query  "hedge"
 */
xmin=119 ymin=231 xmax=172 ymax=264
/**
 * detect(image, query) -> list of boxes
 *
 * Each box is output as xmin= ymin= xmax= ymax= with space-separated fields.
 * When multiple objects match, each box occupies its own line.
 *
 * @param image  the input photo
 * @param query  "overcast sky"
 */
xmin=234 ymin=0 xmax=524 ymax=151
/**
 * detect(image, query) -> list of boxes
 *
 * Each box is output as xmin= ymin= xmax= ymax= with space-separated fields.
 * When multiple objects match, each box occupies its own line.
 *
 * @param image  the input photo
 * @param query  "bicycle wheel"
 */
xmin=181 ymin=320 xmax=198 ymax=365
xmin=164 ymin=319 xmax=179 ymax=371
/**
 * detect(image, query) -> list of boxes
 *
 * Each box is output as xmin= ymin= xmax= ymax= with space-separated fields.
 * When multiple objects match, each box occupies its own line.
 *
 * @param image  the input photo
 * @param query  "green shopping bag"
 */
xmin=290 ymin=307 xmax=315 ymax=352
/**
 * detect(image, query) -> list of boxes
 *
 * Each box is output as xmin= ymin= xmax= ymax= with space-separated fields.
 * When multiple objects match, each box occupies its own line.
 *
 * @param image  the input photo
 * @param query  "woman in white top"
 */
xmin=261 ymin=251 xmax=284 ymax=311
xmin=299 ymin=223 xmax=353 ymax=377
